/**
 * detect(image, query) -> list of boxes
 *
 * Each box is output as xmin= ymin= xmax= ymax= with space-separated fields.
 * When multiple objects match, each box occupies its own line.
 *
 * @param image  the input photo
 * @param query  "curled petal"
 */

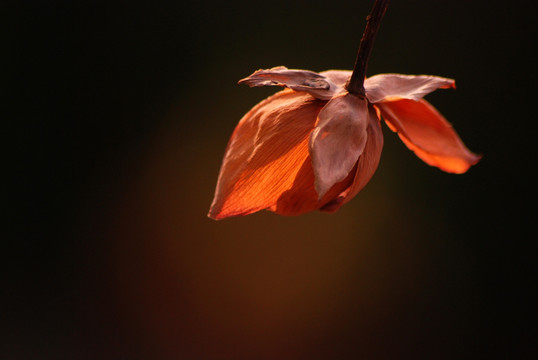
xmin=238 ymin=66 xmax=339 ymax=100
xmin=377 ymin=99 xmax=481 ymax=173
xmin=309 ymin=93 xmax=369 ymax=199
xmin=365 ymin=74 xmax=455 ymax=103
xmin=320 ymin=105 xmax=384 ymax=212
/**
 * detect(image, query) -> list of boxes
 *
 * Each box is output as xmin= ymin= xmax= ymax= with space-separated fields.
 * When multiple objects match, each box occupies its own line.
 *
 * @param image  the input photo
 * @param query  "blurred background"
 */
xmin=3 ymin=0 xmax=536 ymax=359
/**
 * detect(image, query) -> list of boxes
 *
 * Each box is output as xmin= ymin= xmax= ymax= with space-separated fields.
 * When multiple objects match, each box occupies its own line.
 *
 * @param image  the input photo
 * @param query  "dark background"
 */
xmin=4 ymin=1 xmax=536 ymax=359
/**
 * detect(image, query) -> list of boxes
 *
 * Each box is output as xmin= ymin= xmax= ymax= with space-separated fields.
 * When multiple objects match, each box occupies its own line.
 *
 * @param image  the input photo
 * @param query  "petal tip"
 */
xmin=313 ymin=180 xmax=330 ymax=201
xmin=207 ymin=207 xmax=222 ymax=220
xmin=207 ymin=213 xmax=219 ymax=221
xmin=466 ymin=152 xmax=483 ymax=169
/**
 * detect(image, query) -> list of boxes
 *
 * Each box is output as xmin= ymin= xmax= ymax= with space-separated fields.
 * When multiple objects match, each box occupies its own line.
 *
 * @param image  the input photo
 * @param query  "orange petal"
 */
xmin=365 ymin=74 xmax=455 ymax=103
xmin=208 ymin=90 xmax=326 ymax=219
xmin=377 ymin=99 xmax=481 ymax=173
xmin=269 ymin=153 xmax=357 ymax=216
xmin=238 ymin=66 xmax=339 ymax=100
xmin=320 ymin=105 xmax=384 ymax=212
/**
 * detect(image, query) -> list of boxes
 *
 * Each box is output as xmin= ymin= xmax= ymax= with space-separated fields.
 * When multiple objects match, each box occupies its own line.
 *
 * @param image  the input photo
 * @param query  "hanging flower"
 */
xmin=207 ymin=0 xmax=480 ymax=220
xmin=207 ymin=67 xmax=480 ymax=219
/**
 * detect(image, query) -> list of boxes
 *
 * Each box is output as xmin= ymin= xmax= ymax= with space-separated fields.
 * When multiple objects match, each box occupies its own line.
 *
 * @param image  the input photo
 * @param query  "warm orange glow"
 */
xmin=209 ymin=90 xmax=324 ymax=219
xmin=209 ymin=68 xmax=480 ymax=219
xmin=377 ymin=99 xmax=481 ymax=173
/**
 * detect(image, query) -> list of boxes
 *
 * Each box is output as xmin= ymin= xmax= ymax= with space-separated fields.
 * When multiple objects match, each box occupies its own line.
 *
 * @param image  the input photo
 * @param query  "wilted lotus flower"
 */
xmin=207 ymin=67 xmax=480 ymax=219
xmin=208 ymin=0 xmax=480 ymax=220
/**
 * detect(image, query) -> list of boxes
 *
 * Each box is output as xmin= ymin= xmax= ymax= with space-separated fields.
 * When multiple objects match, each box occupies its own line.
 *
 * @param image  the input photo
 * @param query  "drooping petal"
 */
xmin=309 ymin=93 xmax=369 ymax=199
xmin=238 ymin=66 xmax=340 ymax=100
xmin=365 ymin=73 xmax=455 ymax=103
xmin=320 ymin=105 xmax=384 ymax=212
xmin=377 ymin=99 xmax=481 ymax=173
xmin=208 ymin=90 xmax=327 ymax=220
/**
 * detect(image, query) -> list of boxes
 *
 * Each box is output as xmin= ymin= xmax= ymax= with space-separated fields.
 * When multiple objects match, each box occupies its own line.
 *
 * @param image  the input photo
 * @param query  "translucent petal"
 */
xmin=208 ymin=90 xmax=323 ymax=219
xmin=377 ymin=99 xmax=481 ymax=173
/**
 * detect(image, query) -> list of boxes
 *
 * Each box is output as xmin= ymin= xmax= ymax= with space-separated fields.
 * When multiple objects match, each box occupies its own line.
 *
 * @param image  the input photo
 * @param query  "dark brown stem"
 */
xmin=346 ymin=0 xmax=390 ymax=96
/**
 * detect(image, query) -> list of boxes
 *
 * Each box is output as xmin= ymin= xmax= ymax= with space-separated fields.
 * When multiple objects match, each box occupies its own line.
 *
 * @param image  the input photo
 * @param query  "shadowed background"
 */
xmin=4 ymin=0 xmax=536 ymax=359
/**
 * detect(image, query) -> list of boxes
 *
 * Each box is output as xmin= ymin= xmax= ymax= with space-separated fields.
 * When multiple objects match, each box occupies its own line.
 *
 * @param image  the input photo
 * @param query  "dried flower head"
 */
xmin=208 ymin=0 xmax=480 ymax=220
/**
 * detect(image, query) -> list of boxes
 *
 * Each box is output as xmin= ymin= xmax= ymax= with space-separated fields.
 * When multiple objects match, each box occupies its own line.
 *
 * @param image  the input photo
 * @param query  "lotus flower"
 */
xmin=207 ymin=67 xmax=480 ymax=219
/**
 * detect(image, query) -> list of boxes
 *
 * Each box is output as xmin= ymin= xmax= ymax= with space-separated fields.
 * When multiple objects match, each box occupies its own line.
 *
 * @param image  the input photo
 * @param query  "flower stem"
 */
xmin=346 ymin=0 xmax=390 ymax=96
